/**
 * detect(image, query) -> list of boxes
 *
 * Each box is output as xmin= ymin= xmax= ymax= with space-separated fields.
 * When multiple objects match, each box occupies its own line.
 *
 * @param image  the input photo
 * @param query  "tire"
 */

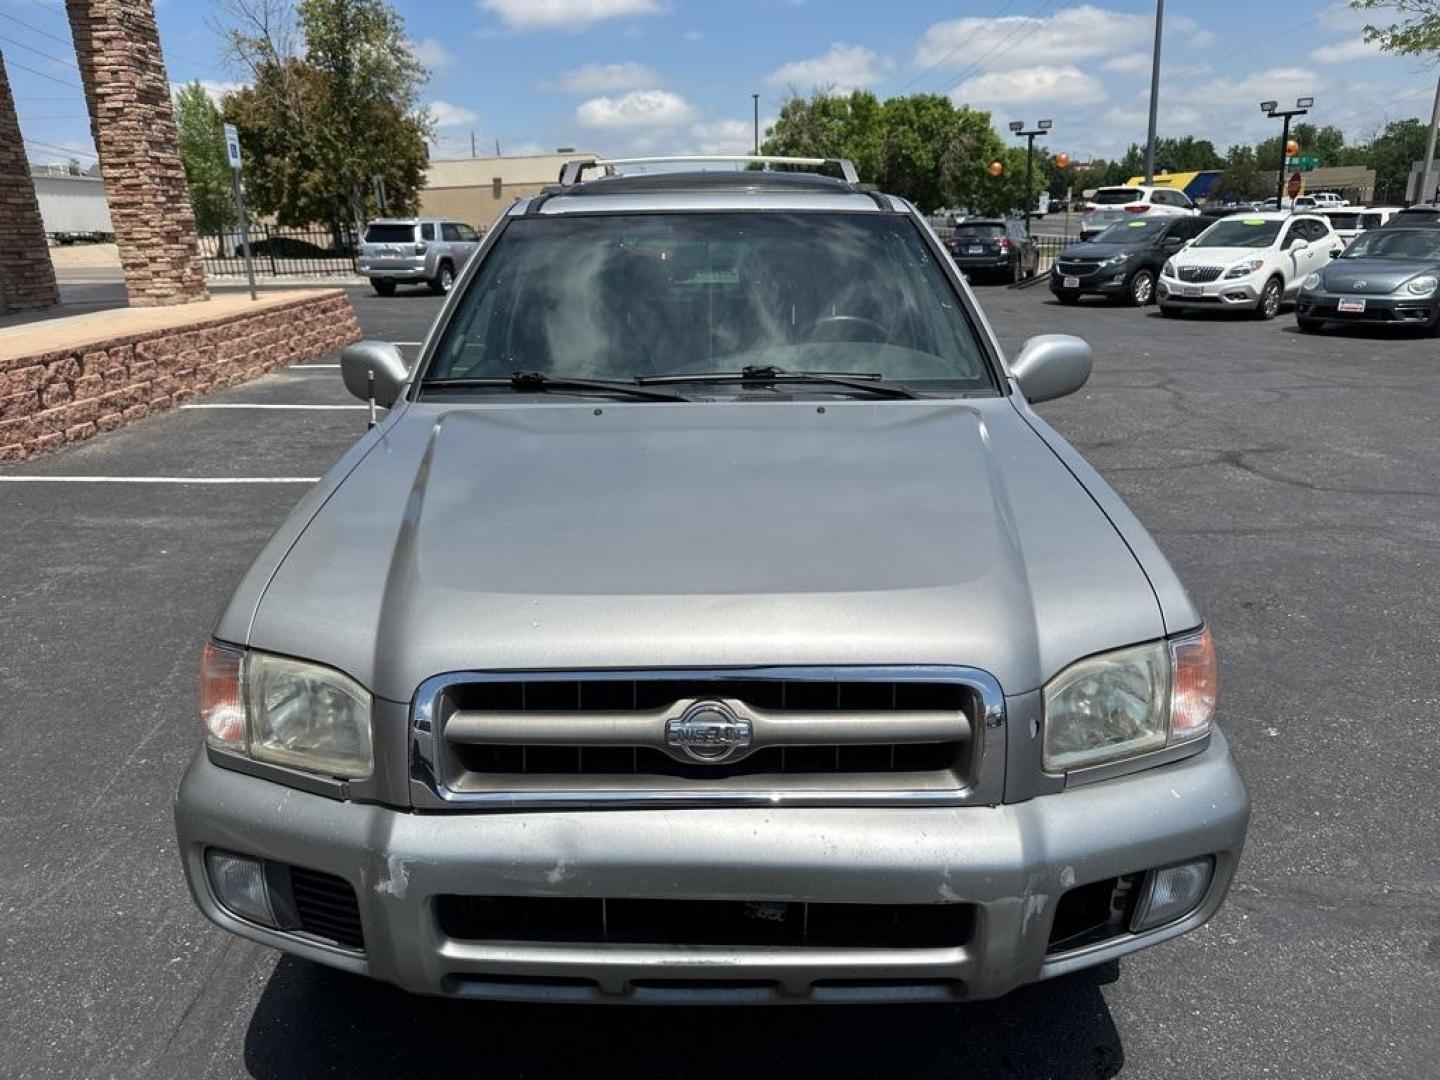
xmin=1296 ymin=315 xmax=1324 ymax=333
xmin=370 ymin=279 xmax=396 ymax=297
xmin=1126 ymin=269 xmax=1156 ymax=306
xmin=429 ymin=261 xmax=455 ymax=295
xmin=1255 ymin=277 xmax=1283 ymax=320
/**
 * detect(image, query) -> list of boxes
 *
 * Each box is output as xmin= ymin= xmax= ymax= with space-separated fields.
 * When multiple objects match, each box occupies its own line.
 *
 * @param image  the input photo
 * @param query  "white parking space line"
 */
xmin=180 ymin=404 xmax=367 ymax=411
xmin=0 ymin=476 xmax=320 ymax=484
xmin=284 ymin=364 xmax=339 ymax=370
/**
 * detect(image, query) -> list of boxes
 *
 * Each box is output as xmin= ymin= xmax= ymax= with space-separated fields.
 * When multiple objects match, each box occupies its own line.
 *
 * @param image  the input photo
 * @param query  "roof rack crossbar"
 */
xmin=557 ymin=155 xmax=860 ymax=187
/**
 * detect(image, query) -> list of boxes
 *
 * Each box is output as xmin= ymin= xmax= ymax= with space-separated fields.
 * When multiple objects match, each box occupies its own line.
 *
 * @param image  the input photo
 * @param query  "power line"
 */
xmin=939 ymin=0 xmax=1062 ymax=98
xmin=0 ymin=32 xmax=79 ymax=68
xmin=0 ymin=9 xmax=74 ymax=49
xmin=893 ymin=0 xmax=1019 ymax=94
xmin=1 ymin=56 xmax=82 ymax=89
xmin=23 ymin=136 xmax=97 ymax=159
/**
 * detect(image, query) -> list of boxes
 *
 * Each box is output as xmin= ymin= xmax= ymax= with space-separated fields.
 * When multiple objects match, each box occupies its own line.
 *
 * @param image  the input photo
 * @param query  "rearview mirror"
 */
xmin=341 ymin=340 xmax=409 ymax=408
xmin=1011 ymin=334 xmax=1092 ymax=404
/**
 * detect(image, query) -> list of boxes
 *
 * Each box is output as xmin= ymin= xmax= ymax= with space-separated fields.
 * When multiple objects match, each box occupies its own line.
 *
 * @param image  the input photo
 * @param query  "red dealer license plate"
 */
xmin=1337 ymin=298 xmax=1366 ymax=313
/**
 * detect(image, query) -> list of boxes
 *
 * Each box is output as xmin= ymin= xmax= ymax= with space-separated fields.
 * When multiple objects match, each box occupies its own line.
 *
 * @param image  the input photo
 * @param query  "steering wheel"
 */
xmin=804 ymin=314 xmax=892 ymax=344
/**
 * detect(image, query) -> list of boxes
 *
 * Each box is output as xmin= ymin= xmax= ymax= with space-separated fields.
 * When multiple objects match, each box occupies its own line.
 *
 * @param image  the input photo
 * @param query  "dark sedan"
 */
xmin=1050 ymin=215 xmax=1210 ymax=306
xmin=946 ymin=219 xmax=1039 ymax=284
xmin=1296 ymin=227 xmax=1440 ymax=334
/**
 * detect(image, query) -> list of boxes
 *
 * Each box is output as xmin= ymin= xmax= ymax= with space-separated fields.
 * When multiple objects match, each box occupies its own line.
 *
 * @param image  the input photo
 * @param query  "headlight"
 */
xmin=1223 ymin=259 xmax=1264 ymax=279
xmin=1042 ymin=628 xmax=1217 ymax=773
xmin=1162 ymin=259 xmax=1176 ymax=278
xmin=1405 ymin=275 xmax=1438 ymax=295
xmin=1302 ymin=272 xmax=1321 ymax=290
xmin=1100 ymin=251 xmax=1132 ymax=268
xmin=200 ymin=643 xmax=374 ymax=779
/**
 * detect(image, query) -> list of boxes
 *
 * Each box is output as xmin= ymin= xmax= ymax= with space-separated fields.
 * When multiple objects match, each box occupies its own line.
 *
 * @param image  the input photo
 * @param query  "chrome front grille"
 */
xmin=1056 ymin=259 xmax=1101 ymax=276
xmin=1177 ymin=265 xmax=1223 ymax=283
xmin=410 ymin=667 xmax=1005 ymax=809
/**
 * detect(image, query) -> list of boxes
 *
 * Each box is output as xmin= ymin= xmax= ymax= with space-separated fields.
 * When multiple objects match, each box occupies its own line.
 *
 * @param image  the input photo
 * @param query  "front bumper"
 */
xmin=1157 ymin=275 xmax=1264 ymax=310
xmin=175 ymin=733 xmax=1249 ymax=1004
xmin=1050 ymin=266 xmax=1129 ymax=296
xmin=1297 ymin=289 xmax=1438 ymax=325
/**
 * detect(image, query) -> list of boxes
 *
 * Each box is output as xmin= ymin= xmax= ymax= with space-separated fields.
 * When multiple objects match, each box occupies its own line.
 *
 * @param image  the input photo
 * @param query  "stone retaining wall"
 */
xmin=0 ymin=291 xmax=360 ymax=461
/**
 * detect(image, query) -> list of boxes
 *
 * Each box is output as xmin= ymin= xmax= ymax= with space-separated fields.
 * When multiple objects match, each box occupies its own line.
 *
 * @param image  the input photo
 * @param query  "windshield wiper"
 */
xmin=423 ymin=371 xmax=687 ymax=402
xmin=637 ymin=365 xmax=920 ymax=399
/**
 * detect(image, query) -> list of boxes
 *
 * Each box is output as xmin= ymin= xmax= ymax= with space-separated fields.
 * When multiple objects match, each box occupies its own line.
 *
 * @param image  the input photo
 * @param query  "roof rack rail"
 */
xmin=557 ymin=155 xmax=860 ymax=187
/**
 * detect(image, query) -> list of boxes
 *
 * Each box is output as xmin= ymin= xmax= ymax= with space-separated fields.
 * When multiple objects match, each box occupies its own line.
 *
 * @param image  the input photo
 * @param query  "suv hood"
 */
xmin=1176 ymin=245 xmax=1274 ymax=268
xmin=1060 ymin=240 xmax=1147 ymax=259
xmin=238 ymin=399 xmax=1164 ymax=702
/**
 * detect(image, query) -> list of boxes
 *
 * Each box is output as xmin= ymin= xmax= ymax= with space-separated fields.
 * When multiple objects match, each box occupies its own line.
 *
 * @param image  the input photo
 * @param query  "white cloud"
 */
xmin=1186 ymin=27 xmax=1218 ymax=49
xmin=1320 ymin=1 xmax=1371 ymax=31
xmin=686 ymin=118 xmax=754 ymax=155
xmin=916 ymin=5 xmax=1151 ymax=70
xmin=766 ymin=43 xmax=890 ymax=93
xmin=479 ymin=0 xmax=664 ymax=32
xmin=551 ymin=61 xmax=660 ymax=94
xmin=952 ymin=65 xmax=1108 ymax=108
xmin=576 ymin=89 xmax=694 ymax=128
xmin=429 ymin=100 xmax=480 ymax=127
xmin=1311 ymin=37 xmax=1381 ymax=63
xmin=171 ymin=80 xmax=246 ymax=106
xmin=1193 ymin=66 xmax=1320 ymax=106
xmin=1103 ymin=53 xmax=1151 ymax=74
xmin=410 ymin=37 xmax=454 ymax=71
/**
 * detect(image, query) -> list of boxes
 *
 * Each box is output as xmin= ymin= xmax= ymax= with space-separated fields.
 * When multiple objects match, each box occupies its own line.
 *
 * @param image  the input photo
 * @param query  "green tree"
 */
xmin=174 ymin=82 xmax=237 ymax=233
xmin=761 ymin=90 xmax=884 ymax=181
xmin=1352 ymin=0 xmax=1440 ymax=55
xmin=217 ymin=0 xmax=431 ymax=231
xmin=1364 ymin=117 xmax=1433 ymax=200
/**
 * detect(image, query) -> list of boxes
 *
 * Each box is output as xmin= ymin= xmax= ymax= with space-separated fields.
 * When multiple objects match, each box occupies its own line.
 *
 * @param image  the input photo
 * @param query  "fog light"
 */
xmin=205 ymin=850 xmax=277 ymax=928
xmin=1131 ymin=857 xmax=1214 ymax=931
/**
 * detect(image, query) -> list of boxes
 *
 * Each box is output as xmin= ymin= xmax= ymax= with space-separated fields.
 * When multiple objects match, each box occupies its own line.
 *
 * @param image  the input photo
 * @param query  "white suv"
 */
xmin=1079 ymin=185 xmax=1196 ymax=240
xmin=1158 ymin=212 xmax=1343 ymax=319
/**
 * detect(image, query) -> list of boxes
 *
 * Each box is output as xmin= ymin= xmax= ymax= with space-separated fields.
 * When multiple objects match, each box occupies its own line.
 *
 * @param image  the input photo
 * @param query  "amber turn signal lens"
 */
xmin=201 ymin=640 xmax=246 ymax=750
xmin=1169 ymin=628 xmax=1217 ymax=743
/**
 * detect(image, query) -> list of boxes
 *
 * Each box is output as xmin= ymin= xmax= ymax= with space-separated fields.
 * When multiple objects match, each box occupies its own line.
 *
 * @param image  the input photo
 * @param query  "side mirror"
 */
xmin=341 ymin=340 xmax=409 ymax=408
xmin=1289 ymin=238 xmax=1309 ymax=251
xmin=1011 ymin=334 xmax=1092 ymax=404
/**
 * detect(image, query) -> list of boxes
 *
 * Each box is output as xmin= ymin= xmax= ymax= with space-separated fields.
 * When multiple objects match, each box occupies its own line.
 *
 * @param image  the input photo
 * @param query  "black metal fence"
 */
xmin=200 ymin=225 xmax=358 ymax=277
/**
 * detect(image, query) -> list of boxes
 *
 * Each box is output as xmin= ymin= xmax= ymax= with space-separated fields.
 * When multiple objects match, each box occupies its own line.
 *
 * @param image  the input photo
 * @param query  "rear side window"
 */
xmin=1093 ymin=188 xmax=1142 ymax=205
xmin=456 ymin=224 xmax=480 ymax=242
xmin=365 ymin=223 xmax=415 ymax=243
xmin=441 ymin=223 xmax=462 ymax=241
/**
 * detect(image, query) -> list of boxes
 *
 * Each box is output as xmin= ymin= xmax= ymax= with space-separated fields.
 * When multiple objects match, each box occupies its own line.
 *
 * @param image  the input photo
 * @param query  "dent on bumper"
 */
xmin=175 ymin=732 xmax=1249 ymax=1003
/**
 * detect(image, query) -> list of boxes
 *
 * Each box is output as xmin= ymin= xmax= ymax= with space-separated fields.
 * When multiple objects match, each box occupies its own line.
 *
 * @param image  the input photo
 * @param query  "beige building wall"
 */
xmin=418 ymin=152 xmax=598 ymax=229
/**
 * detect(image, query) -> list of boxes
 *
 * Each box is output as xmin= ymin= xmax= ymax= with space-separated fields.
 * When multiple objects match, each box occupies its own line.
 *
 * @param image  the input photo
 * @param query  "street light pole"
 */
xmin=1009 ymin=119 xmax=1051 ymax=234
xmin=1143 ymin=0 xmax=1164 ymax=185
xmin=1260 ymin=97 xmax=1312 ymax=205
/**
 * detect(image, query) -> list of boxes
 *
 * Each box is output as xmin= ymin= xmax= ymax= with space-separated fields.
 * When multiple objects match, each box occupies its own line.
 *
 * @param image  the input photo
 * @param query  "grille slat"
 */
xmin=1177 ymin=265 xmax=1223 ymax=283
xmin=289 ymin=867 xmax=364 ymax=951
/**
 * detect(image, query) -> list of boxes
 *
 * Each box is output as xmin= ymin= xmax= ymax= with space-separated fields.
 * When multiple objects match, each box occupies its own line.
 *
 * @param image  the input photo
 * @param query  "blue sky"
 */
xmin=5 ymin=0 xmax=1436 ymax=167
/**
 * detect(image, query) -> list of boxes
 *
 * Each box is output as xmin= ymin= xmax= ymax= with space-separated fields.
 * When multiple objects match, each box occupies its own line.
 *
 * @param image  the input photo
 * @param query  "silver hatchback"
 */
xmin=357 ymin=217 xmax=482 ymax=296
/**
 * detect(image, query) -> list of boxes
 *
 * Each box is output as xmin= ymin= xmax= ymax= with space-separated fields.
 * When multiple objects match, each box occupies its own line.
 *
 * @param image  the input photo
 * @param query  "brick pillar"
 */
xmin=0 ymin=55 xmax=60 ymax=314
xmin=66 ymin=0 xmax=208 ymax=306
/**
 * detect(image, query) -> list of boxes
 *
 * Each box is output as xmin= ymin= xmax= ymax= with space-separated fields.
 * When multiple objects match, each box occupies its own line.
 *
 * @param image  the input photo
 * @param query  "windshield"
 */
xmin=1194 ymin=219 xmax=1282 ymax=248
xmin=1092 ymin=188 xmax=1141 ymax=205
xmin=1094 ymin=219 xmax=1167 ymax=243
xmin=953 ymin=223 xmax=1006 ymax=238
xmin=1323 ymin=212 xmax=1361 ymax=230
xmin=365 ymin=223 xmax=415 ymax=243
xmin=1342 ymin=229 xmax=1440 ymax=260
xmin=426 ymin=213 xmax=995 ymax=390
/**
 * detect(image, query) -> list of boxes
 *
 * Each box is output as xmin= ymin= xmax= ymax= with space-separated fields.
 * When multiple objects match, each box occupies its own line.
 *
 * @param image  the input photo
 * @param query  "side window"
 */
xmin=441 ymin=223 xmax=462 ymax=242
xmin=457 ymin=224 xmax=480 ymax=242
xmin=1281 ymin=223 xmax=1302 ymax=248
xmin=1174 ymin=218 xmax=1203 ymax=240
xmin=1303 ymin=219 xmax=1328 ymax=241
xmin=420 ymin=222 xmax=435 ymax=241
xmin=1361 ymin=214 xmax=1381 ymax=230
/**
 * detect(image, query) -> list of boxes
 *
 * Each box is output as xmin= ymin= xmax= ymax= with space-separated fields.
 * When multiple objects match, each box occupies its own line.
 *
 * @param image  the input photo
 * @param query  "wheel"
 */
xmin=1255 ymin=277 xmax=1283 ymax=320
xmin=370 ymin=279 xmax=396 ymax=297
xmin=1296 ymin=315 xmax=1324 ymax=333
xmin=429 ymin=261 xmax=455 ymax=295
xmin=1126 ymin=269 xmax=1156 ymax=306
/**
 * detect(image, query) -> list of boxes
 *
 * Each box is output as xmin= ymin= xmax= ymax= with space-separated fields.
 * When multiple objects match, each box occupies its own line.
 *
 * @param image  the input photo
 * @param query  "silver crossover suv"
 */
xmin=356 ymin=217 xmax=481 ymax=296
xmin=176 ymin=156 xmax=1249 ymax=1005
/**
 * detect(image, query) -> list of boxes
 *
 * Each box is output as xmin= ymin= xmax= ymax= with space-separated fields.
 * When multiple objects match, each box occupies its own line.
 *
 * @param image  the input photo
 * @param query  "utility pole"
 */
xmin=1419 ymin=75 xmax=1440 ymax=204
xmin=752 ymin=93 xmax=760 ymax=155
xmin=1260 ymin=96 xmax=1313 ymax=205
xmin=495 ymin=138 xmax=501 ymax=156
xmin=1143 ymin=0 xmax=1164 ymax=184
xmin=1008 ymin=119 xmax=1051 ymax=234
xmin=470 ymin=130 xmax=476 ymax=158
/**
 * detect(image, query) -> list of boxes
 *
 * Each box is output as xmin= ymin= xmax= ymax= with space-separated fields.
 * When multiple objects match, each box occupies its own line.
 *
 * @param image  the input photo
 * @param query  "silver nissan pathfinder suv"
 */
xmin=176 ymin=156 xmax=1250 ymax=1004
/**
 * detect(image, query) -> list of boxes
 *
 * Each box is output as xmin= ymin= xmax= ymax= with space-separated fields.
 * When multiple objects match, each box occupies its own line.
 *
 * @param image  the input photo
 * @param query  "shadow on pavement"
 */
xmin=243 ymin=955 xmax=1125 ymax=1079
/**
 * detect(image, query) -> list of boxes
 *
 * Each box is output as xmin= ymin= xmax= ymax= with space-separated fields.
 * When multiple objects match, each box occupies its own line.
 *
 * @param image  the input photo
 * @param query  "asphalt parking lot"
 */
xmin=2 ymin=281 xmax=1437 ymax=1079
